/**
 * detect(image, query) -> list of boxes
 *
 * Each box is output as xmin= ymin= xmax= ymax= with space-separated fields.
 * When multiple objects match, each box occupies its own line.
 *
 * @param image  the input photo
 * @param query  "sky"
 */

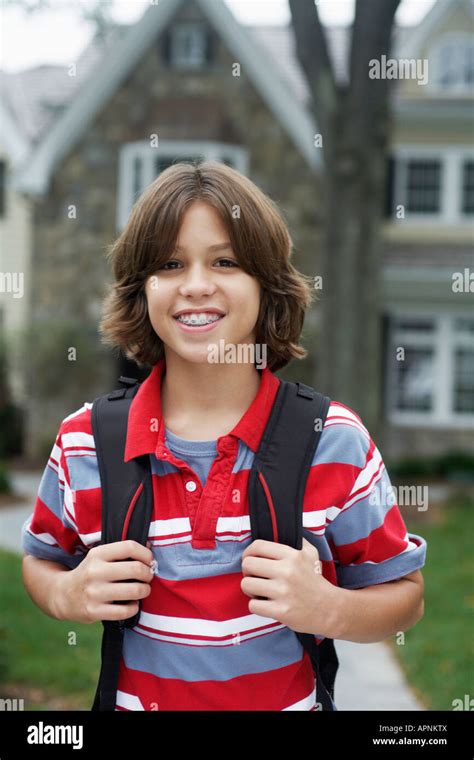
xmin=0 ymin=0 xmax=438 ymax=73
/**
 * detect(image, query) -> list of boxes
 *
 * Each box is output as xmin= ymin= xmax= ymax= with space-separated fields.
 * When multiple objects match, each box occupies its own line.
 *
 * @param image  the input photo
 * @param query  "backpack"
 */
xmin=90 ymin=374 xmax=339 ymax=712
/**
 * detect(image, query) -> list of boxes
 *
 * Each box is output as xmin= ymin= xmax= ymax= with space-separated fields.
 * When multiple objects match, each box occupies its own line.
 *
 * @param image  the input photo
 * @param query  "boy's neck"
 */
xmin=160 ymin=354 xmax=262 ymax=440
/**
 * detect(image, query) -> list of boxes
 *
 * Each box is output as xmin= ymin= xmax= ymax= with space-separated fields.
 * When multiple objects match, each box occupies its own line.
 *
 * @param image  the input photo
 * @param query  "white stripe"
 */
xmin=341 ymin=465 xmax=385 ymax=514
xmin=134 ymin=622 xmax=285 ymax=646
xmin=138 ymin=610 xmax=280 ymax=638
xmin=62 ymin=431 xmax=95 ymax=451
xmin=217 ymin=515 xmax=250 ymax=532
xmin=62 ymin=403 xmax=93 ymax=423
xmin=348 ymin=448 xmax=383 ymax=497
xmin=65 ymin=449 xmax=98 ymax=458
xmin=78 ymin=531 xmax=101 ymax=546
xmin=115 ymin=690 xmax=144 ymax=711
xmin=149 ymin=516 xmax=251 ymax=541
xmin=327 ymin=403 xmax=368 ymax=431
xmin=303 ymin=509 xmax=327 ymax=530
xmin=283 ymin=686 xmax=317 ymax=710
xmin=149 ymin=517 xmax=191 ymax=537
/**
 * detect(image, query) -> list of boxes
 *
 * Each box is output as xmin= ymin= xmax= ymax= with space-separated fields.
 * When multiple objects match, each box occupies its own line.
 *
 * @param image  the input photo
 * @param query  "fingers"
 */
xmin=96 ymin=601 xmax=140 ymax=622
xmin=94 ymin=540 xmax=154 ymax=566
xmin=94 ymin=580 xmax=152 ymax=603
xmin=242 ymin=555 xmax=281 ymax=579
xmin=101 ymin=559 xmax=154 ymax=583
xmin=241 ymin=575 xmax=278 ymax=599
xmin=242 ymin=539 xmax=292 ymax=561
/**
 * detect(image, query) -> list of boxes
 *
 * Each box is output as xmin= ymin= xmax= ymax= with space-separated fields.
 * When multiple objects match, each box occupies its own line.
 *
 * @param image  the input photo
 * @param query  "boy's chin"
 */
xmin=171 ymin=346 xmax=218 ymax=366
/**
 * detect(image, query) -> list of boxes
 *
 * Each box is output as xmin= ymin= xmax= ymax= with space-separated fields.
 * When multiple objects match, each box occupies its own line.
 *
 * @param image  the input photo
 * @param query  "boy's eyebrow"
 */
xmin=174 ymin=243 xmax=233 ymax=252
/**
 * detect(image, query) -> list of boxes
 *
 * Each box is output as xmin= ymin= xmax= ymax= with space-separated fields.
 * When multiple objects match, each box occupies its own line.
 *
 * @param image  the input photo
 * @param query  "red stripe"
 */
xmin=258 ymin=470 xmax=278 ymax=542
xmin=121 ymin=481 xmax=144 ymax=541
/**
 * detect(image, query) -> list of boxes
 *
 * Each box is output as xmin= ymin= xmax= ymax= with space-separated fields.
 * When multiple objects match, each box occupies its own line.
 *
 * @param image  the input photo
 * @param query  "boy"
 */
xmin=22 ymin=161 xmax=427 ymax=711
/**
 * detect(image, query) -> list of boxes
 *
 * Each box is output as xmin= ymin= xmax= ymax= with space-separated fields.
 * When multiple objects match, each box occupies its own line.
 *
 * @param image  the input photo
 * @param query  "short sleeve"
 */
xmin=21 ymin=421 xmax=88 ymax=569
xmin=324 ymin=407 xmax=427 ymax=590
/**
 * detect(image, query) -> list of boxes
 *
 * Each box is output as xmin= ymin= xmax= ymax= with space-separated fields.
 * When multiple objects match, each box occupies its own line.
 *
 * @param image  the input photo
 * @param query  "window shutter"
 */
xmin=384 ymin=156 xmax=395 ymax=218
xmin=205 ymin=29 xmax=214 ymax=65
xmin=161 ymin=30 xmax=171 ymax=65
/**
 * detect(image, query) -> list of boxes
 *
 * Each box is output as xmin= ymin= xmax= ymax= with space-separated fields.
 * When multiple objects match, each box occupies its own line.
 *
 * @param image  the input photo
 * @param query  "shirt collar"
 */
xmin=124 ymin=357 xmax=280 ymax=463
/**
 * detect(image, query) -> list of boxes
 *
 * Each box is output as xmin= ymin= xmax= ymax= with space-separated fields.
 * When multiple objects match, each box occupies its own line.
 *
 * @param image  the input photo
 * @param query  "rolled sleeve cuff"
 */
xmin=21 ymin=525 xmax=86 ymax=570
xmin=335 ymin=532 xmax=427 ymax=590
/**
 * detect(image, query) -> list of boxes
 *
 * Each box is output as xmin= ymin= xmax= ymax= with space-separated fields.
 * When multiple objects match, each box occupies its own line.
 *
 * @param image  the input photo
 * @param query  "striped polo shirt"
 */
xmin=21 ymin=358 xmax=427 ymax=711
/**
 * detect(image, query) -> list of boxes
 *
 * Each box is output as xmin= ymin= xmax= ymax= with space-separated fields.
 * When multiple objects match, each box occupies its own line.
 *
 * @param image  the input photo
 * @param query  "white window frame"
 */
xmin=170 ymin=22 xmax=207 ymax=70
xmin=393 ymin=144 xmax=474 ymax=225
xmin=428 ymin=32 xmax=474 ymax=96
xmin=386 ymin=308 xmax=474 ymax=428
xmin=117 ymin=140 xmax=249 ymax=231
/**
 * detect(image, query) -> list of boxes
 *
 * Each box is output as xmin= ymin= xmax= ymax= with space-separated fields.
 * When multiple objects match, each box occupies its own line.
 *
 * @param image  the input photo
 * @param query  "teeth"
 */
xmin=176 ymin=313 xmax=222 ymax=325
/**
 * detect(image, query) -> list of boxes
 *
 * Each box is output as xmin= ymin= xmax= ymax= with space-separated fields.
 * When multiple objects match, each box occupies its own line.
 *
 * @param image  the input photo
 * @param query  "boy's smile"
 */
xmin=145 ymin=200 xmax=261 ymax=365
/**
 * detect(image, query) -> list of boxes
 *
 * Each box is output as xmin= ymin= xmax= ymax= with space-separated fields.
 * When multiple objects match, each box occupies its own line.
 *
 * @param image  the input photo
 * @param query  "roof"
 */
xmin=6 ymin=0 xmax=325 ymax=196
xmin=1 ymin=0 xmax=469 ymax=193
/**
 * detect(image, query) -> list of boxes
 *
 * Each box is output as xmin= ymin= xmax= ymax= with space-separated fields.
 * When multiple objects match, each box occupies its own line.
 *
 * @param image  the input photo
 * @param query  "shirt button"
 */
xmin=185 ymin=481 xmax=197 ymax=492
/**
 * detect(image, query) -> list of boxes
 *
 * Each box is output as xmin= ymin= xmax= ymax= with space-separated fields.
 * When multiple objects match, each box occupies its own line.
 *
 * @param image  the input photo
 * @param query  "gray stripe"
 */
xmin=35 ymin=465 xmax=63 ymax=522
xmin=313 ymin=422 xmax=369 ymax=468
xmin=335 ymin=533 xmax=427 ymax=589
xmin=123 ymin=623 xmax=303 ymax=681
xmin=67 ymin=454 xmax=101 ymax=491
xmin=325 ymin=469 xmax=394 ymax=546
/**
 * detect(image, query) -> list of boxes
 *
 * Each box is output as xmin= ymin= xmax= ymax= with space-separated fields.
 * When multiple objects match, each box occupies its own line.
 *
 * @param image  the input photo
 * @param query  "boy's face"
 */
xmin=145 ymin=201 xmax=261 ymax=366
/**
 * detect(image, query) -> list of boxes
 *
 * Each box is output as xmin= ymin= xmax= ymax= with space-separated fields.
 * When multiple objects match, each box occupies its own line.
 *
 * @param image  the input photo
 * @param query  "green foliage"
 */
xmin=0 ymin=549 xmax=101 ymax=709
xmin=390 ymin=452 xmax=474 ymax=482
xmin=392 ymin=496 xmax=474 ymax=709
xmin=0 ymin=461 xmax=12 ymax=494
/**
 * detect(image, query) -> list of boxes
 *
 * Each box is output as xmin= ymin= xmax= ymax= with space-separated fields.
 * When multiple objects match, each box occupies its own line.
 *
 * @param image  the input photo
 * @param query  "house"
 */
xmin=0 ymin=0 xmax=472 ymax=461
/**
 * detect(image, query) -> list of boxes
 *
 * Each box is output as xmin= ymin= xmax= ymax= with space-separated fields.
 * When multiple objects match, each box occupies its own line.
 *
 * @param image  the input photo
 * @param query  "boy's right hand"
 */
xmin=55 ymin=540 xmax=155 ymax=624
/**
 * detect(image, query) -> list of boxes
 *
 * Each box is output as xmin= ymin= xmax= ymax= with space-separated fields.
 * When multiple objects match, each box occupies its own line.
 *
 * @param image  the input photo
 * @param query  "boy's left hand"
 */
xmin=241 ymin=537 xmax=340 ymax=637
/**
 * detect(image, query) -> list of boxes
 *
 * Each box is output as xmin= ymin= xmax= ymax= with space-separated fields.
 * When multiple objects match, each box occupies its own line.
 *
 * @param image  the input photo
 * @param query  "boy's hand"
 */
xmin=241 ymin=538 xmax=340 ymax=637
xmin=55 ymin=539 xmax=155 ymax=624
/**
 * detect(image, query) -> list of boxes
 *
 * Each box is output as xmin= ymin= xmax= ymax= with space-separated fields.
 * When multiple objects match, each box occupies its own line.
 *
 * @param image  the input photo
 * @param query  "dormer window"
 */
xmin=430 ymin=33 xmax=474 ymax=94
xmin=170 ymin=22 xmax=208 ymax=69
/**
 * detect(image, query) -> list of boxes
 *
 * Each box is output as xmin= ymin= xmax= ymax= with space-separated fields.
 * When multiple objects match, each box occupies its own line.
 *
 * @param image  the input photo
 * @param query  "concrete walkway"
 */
xmin=1 ymin=469 xmax=425 ymax=711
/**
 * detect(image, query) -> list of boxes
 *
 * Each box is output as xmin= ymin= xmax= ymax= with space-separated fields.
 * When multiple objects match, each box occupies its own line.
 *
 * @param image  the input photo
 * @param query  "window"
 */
xmin=405 ymin=160 xmax=441 ymax=214
xmin=117 ymin=141 xmax=249 ymax=231
xmin=430 ymin=34 xmax=474 ymax=94
xmin=0 ymin=160 xmax=5 ymax=218
xmin=165 ymin=23 xmax=210 ymax=69
xmin=387 ymin=313 xmax=474 ymax=426
xmin=462 ymin=160 xmax=474 ymax=215
xmin=394 ymin=347 xmax=435 ymax=412
xmin=392 ymin=146 xmax=474 ymax=223
xmin=454 ymin=348 xmax=474 ymax=412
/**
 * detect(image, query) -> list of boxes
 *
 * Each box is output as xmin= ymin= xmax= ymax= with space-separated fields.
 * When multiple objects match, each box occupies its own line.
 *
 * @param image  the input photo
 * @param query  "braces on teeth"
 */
xmin=177 ymin=313 xmax=222 ymax=325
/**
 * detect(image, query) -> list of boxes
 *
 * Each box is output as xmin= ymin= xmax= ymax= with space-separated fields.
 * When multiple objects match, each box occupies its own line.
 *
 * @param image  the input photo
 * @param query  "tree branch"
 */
xmin=288 ymin=0 xmax=339 ymax=140
xmin=348 ymin=0 xmax=401 ymax=132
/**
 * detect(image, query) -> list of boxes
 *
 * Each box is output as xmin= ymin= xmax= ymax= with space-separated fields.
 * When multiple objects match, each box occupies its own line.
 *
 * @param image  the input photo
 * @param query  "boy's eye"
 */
xmin=159 ymin=258 xmax=239 ymax=270
xmin=215 ymin=258 xmax=239 ymax=268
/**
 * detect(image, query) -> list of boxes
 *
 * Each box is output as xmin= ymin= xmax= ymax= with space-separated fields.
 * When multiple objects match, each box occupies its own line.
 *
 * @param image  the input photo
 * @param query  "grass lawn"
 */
xmin=0 ymin=549 xmax=102 ymax=710
xmin=388 ymin=494 xmax=474 ymax=710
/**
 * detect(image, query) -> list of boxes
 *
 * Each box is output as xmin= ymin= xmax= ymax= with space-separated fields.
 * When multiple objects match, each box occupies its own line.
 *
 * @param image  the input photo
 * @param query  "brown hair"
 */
xmin=99 ymin=160 xmax=314 ymax=372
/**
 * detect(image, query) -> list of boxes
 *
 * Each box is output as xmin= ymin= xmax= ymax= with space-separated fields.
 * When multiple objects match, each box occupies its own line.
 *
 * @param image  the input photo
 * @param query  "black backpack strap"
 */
xmin=248 ymin=379 xmax=338 ymax=710
xmin=90 ymin=376 xmax=154 ymax=712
